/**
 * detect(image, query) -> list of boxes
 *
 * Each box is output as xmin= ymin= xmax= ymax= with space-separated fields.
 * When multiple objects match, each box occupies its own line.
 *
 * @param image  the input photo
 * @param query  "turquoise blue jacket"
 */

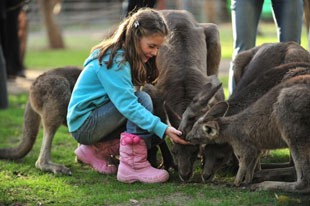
xmin=66 ymin=49 xmax=167 ymax=139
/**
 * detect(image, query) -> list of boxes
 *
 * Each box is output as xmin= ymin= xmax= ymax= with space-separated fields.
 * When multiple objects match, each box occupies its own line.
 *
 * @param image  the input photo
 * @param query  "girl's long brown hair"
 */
xmin=91 ymin=8 xmax=168 ymax=86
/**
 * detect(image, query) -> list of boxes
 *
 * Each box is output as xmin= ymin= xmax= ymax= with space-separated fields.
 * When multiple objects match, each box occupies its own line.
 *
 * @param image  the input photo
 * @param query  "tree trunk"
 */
xmin=220 ymin=0 xmax=230 ymax=22
xmin=37 ymin=0 xmax=65 ymax=49
xmin=18 ymin=9 xmax=27 ymax=69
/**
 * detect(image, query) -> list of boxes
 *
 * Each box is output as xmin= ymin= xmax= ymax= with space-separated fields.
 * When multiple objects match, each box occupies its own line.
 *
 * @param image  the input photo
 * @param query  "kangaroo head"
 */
xmin=178 ymin=83 xmax=222 ymax=138
xmin=187 ymin=118 xmax=220 ymax=145
xmin=185 ymin=101 xmax=228 ymax=144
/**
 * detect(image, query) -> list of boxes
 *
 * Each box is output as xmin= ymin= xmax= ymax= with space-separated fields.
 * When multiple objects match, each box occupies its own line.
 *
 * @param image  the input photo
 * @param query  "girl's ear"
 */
xmin=202 ymin=121 xmax=219 ymax=140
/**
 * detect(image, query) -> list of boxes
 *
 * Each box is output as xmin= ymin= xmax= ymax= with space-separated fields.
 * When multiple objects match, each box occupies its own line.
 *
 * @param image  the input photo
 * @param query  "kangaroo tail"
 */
xmin=0 ymin=99 xmax=41 ymax=159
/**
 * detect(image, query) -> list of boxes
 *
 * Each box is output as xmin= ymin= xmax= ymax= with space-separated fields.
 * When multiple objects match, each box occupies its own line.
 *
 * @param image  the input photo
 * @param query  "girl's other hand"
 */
xmin=165 ymin=126 xmax=188 ymax=144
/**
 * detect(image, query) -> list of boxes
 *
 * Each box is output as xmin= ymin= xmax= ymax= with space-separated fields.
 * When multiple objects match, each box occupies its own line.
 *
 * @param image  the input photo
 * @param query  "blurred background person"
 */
xmin=228 ymin=0 xmax=303 ymax=96
xmin=1 ymin=0 xmax=26 ymax=80
xmin=124 ymin=0 xmax=157 ymax=17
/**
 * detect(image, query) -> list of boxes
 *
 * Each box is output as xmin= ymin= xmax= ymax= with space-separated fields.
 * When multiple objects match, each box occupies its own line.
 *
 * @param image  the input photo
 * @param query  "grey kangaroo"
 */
xmin=0 ymin=67 xmax=81 ymax=175
xmin=186 ymin=74 xmax=310 ymax=194
xmin=146 ymin=10 xmax=224 ymax=182
xmin=178 ymin=42 xmax=310 ymax=182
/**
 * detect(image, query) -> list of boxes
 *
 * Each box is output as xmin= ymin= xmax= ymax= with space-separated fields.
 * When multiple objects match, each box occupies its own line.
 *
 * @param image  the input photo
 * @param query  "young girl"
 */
xmin=67 ymin=8 xmax=188 ymax=183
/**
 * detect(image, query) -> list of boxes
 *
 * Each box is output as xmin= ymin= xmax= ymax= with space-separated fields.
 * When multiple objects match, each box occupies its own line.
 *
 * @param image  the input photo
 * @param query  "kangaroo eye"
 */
xmin=203 ymin=125 xmax=210 ymax=133
xmin=210 ymin=128 xmax=217 ymax=136
xmin=203 ymin=125 xmax=217 ymax=136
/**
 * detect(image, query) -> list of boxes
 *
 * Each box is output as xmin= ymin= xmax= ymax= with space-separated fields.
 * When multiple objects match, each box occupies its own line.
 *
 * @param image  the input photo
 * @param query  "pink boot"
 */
xmin=75 ymin=139 xmax=119 ymax=174
xmin=92 ymin=138 xmax=120 ymax=159
xmin=117 ymin=133 xmax=169 ymax=183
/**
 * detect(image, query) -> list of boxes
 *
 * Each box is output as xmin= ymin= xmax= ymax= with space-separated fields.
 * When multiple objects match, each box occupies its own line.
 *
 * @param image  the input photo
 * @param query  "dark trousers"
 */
xmin=126 ymin=0 xmax=157 ymax=16
xmin=0 ymin=45 xmax=8 ymax=109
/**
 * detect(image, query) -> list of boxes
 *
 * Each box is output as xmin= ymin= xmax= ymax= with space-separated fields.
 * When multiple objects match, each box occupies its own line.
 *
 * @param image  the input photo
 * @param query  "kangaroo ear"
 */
xmin=192 ymin=83 xmax=222 ymax=109
xmin=207 ymin=101 xmax=229 ymax=118
xmin=202 ymin=121 xmax=219 ymax=139
xmin=192 ymin=83 xmax=212 ymax=103
xmin=164 ymin=101 xmax=181 ymax=128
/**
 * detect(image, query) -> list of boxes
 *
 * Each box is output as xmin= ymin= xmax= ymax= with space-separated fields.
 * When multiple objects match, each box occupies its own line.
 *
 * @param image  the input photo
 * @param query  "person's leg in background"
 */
xmin=6 ymin=4 xmax=25 ymax=78
xmin=0 ymin=0 xmax=8 ymax=109
xmin=271 ymin=0 xmax=303 ymax=44
xmin=0 ymin=44 xmax=8 ymax=109
xmin=126 ymin=0 xmax=157 ymax=16
xmin=228 ymin=0 xmax=264 ymax=96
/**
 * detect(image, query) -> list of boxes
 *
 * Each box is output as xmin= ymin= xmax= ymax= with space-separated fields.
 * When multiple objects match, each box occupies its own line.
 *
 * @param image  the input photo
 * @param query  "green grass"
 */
xmin=24 ymin=33 xmax=103 ymax=70
xmin=24 ymin=22 xmax=309 ymax=70
xmin=218 ymin=22 xmax=309 ymax=60
xmin=1 ymin=92 xmax=309 ymax=206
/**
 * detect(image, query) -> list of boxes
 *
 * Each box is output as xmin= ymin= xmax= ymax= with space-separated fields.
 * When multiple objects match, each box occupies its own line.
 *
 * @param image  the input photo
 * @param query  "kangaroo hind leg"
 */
xmin=34 ymin=76 xmax=73 ymax=175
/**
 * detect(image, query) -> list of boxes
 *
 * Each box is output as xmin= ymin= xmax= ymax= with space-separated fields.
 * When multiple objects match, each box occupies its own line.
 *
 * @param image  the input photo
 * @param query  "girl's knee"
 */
xmin=135 ymin=91 xmax=154 ymax=112
xmin=71 ymin=131 xmax=91 ymax=145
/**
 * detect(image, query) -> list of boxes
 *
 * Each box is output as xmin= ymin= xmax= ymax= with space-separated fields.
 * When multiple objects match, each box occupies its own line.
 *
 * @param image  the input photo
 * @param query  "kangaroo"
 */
xmin=0 ymin=67 xmax=81 ymax=175
xmin=178 ymin=42 xmax=310 ymax=182
xmin=186 ymin=75 xmax=310 ymax=194
xmin=186 ymin=62 xmax=310 ymax=182
xmin=149 ymin=10 xmax=224 ymax=181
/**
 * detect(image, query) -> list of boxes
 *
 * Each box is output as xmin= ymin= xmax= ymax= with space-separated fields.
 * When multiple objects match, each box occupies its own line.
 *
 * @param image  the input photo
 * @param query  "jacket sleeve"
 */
xmin=96 ymin=62 xmax=167 ymax=139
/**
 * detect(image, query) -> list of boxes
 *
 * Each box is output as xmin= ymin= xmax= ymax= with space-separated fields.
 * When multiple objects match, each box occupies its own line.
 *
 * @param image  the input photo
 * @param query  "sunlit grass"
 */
xmin=0 ymin=93 xmax=307 ymax=205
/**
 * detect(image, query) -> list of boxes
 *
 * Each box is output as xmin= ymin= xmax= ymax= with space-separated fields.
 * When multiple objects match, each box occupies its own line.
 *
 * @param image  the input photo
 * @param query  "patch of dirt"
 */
xmin=113 ymin=192 xmax=196 ymax=206
xmin=6 ymin=60 xmax=230 ymax=96
xmin=7 ymin=70 xmax=44 ymax=95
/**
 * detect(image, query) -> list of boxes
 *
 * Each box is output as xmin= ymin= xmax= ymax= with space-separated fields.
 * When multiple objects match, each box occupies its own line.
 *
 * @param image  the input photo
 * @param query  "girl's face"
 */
xmin=139 ymin=34 xmax=165 ymax=63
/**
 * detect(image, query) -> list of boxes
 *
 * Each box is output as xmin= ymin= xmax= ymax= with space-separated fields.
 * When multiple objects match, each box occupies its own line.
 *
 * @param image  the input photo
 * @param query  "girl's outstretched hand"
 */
xmin=165 ymin=126 xmax=188 ymax=144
